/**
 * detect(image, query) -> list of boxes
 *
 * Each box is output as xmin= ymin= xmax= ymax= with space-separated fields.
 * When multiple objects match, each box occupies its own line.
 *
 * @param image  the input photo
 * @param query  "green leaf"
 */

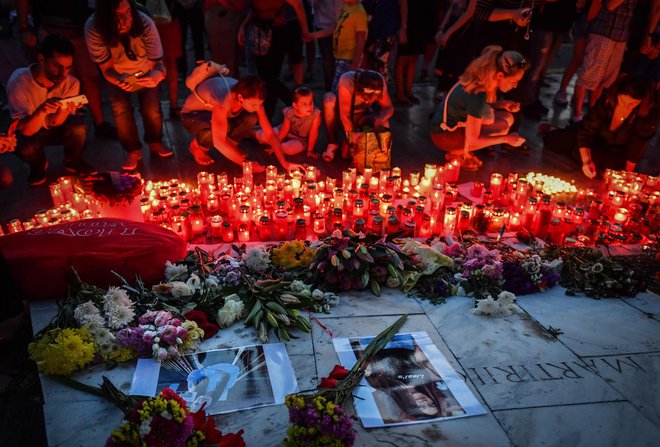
xmin=362 ymin=270 xmax=370 ymax=288
xmin=370 ymin=278 xmax=381 ymax=297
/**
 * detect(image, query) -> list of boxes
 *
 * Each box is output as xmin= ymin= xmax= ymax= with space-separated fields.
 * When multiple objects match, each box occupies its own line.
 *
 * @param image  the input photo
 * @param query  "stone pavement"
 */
xmin=30 ymin=286 xmax=660 ymax=446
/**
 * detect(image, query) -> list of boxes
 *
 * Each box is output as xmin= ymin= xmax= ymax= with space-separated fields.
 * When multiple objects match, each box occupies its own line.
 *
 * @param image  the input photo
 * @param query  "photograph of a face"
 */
xmin=335 ymin=332 xmax=485 ymax=428
xmin=130 ymin=343 xmax=298 ymax=415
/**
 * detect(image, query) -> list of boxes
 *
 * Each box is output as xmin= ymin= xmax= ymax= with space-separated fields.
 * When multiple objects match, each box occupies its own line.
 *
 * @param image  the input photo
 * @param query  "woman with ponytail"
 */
xmin=430 ymin=45 xmax=529 ymax=170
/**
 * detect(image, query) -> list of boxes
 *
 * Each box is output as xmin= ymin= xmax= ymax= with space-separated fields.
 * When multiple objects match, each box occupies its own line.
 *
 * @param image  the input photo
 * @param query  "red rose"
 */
xmin=318 ymin=377 xmax=338 ymax=389
xmin=201 ymin=322 xmax=220 ymax=339
xmin=329 ymin=364 xmax=350 ymax=380
xmin=220 ymin=430 xmax=246 ymax=447
xmin=184 ymin=310 xmax=209 ymax=324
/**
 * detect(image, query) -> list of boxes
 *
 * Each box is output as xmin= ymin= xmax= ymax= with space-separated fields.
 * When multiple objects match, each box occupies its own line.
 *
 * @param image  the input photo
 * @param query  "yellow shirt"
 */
xmin=333 ymin=3 xmax=368 ymax=60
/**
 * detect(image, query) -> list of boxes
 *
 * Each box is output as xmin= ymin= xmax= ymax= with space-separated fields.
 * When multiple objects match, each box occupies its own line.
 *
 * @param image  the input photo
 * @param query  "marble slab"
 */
xmin=313 ymin=287 xmax=426 ymax=319
xmin=419 ymin=296 xmax=624 ymax=410
xmin=44 ymin=398 xmax=122 ymax=447
xmin=578 ymin=353 xmax=660 ymax=426
xmin=493 ymin=401 xmax=660 ymax=447
xmin=618 ymin=291 xmax=660 ymax=318
xmin=311 ymin=314 xmax=513 ymax=446
xmin=517 ymin=288 xmax=660 ymax=356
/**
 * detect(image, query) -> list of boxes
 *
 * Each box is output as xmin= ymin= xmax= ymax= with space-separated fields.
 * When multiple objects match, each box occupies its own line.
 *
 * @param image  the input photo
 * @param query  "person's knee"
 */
xmin=323 ymin=92 xmax=336 ymax=109
xmin=501 ymin=111 xmax=514 ymax=128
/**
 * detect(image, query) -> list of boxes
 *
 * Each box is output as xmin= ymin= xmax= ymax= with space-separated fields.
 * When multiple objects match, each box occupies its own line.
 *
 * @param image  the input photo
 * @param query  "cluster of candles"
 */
xmin=2 ymin=163 xmax=658 ymax=247
xmin=1 ymin=176 xmax=114 ymax=235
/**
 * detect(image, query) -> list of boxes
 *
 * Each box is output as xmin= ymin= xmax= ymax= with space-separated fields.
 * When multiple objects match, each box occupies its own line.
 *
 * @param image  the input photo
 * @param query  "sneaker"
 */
xmin=28 ymin=161 xmax=48 ymax=186
xmin=189 ymin=139 xmax=214 ymax=165
xmin=322 ymin=143 xmax=338 ymax=162
xmin=460 ymin=156 xmax=481 ymax=172
xmin=64 ymin=159 xmax=98 ymax=175
xmin=121 ymin=151 xmax=142 ymax=171
xmin=94 ymin=121 xmax=118 ymax=139
xmin=148 ymin=142 xmax=174 ymax=158
xmin=554 ymin=91 xmax=569 ymax=106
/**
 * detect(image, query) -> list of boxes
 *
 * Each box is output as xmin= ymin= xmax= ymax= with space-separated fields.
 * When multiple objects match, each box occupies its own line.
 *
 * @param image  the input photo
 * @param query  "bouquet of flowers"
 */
xmin=271 ymin=240 xmax=317 ymax=269
xmin=105 ymin=387 xmax=245 ymax=447
xmin=83 ymin=171 xmax=142 ymax=206
xmin=116 ymin=310 xmax=204 ymax=361
xmin=455 ymin=243 xmax=504 ymax=300
xmin=310 ymin=230 xmax=410 ymax=296
xmin=548 ymin=246 xmax=658 ymax=298
xmin=28 ymin=327 xmax=96 ymax=376
xmin=473 ymin=291 xmax=519 ymax=316
xmin=502 ymin=253 xmax=560 ymax=296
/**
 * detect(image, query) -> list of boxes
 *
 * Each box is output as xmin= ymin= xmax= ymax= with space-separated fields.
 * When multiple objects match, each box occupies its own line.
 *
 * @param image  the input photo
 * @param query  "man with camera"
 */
xmin=7 ymin=34 xmax=89 ymax=186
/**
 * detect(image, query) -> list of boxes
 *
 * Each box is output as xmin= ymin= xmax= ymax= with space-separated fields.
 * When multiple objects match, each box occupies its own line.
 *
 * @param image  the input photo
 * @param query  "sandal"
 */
xmin=322 ymin=143 xmax=338 ymax=162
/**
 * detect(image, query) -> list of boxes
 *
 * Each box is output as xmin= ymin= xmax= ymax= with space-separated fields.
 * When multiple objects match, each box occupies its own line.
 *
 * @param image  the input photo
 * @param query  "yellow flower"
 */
xmin=272 ymin=241 xmax=317 ymax=268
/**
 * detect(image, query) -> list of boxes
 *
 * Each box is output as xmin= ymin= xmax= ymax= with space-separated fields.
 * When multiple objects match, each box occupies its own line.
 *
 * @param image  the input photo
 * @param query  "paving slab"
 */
xmin=577 ymin=352 xmax=660 ymax=426
xmin=493 ymin=401 xmax=660 ymax=447
xmin=618 ymin=291 xmax=660 ymax=318
xmin=313 ymin=287 xmax=426 ymax=319
xmin=517 ymin=289 xmax=660 ymax=356
xmin=420 ymin=296 xmax=624 ymax=410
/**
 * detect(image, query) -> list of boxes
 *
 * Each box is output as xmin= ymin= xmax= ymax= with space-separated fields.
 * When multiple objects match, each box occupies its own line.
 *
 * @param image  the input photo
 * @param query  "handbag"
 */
xmin=347 ymin=129 xmax=392 ymax=172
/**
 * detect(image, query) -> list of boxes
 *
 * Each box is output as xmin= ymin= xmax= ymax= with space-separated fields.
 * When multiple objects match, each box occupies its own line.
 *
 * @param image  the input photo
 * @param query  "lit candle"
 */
xmin=49 ymin=183 xmax=65 ymax=207
xmin=613 ymin=208 xmax=629 ymax=226
xmin=210 ymin=215 xmax=223 ymax=237
xmin=490 ymin=173 xmax=503 ymax=200
xmin=443 ymin=207 xmax=457 ymax=233
xmin=7 ymin=219 xmax=23 ymax=233
xmin=424 ymin=163 xmax=437 ymax=180
xmin=470 ymin=181 xmax=484 ymax=198
xmin=222 ymin=222 xmax=234 ymax=242
xmin=509 ymin=212 xmax=522 ymax=231
xmin=238 ymin=224 xmax=250 ymax=242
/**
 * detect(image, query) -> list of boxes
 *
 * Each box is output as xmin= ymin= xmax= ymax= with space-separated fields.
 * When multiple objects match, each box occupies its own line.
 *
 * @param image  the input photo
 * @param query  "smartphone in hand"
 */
xmin=59 ymin=95 xmax=89 ymax=108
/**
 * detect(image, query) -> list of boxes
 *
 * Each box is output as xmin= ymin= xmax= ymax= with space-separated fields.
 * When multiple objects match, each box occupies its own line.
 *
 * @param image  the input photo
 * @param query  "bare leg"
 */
xmin=572 ymin=85 xmax=588 ymax=118
xmin=323 ymin=92 xmax=338 ymax=145
xmin=292 ymin=62 xmax=304 ymax=86
xmin=447 ymin=111 xmax=513 ymax=155
xmin=281 ymin=139 xmax=305 ymax=155
xmin=394 ymin=56 xmax=407 ymax=101
xmin=559 ymin=38 xmax=587 ymax=93
xmin=404 ymin=55 xmax=419 ymax=97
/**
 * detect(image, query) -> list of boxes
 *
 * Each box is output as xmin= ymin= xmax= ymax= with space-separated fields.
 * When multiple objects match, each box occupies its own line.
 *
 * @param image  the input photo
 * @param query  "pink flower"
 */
xmin=142 ymin=330 xmax=157 ymax=344
xmin=154 ymin=311 xmax=173 ymax=327
xmin=159 ymin=325 xmax=177 ymax=344
xmin=467 ymin=243 xmax=489 ymax=259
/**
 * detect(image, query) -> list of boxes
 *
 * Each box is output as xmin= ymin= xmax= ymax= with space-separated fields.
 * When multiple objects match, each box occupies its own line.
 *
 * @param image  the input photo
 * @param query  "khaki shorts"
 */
xmin=577 ymin=34 xmax=626 ymax=91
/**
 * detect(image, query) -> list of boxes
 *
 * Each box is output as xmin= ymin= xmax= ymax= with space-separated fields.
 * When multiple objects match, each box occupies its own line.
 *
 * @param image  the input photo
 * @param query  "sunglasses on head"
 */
xmin=359 ymin=88 xmax=382 ymax=95
xmin=498 ymin=53 xmax=528 ymax=74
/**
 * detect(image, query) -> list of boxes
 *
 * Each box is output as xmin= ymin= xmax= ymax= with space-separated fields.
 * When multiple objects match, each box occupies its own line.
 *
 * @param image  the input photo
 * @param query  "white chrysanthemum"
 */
xmin=186 ymin=273 xmax=202 ymax=290
xmin=170 ymin=281 xmax=194 ymax=298
xmin=139 ymin=417 xmax=152 ymax=436
xmin=83 ymin=314 xmax=107 ymax=332
xmin=106 ymin=305 xmax=136 ymax=329
xmin=74 ymin=301 xmax=101 ymax=325
xmin=164 ymin=260 xmax=187 ymax=281
xmin=93 ymin=327 xmax=116 ymax=345
xmin=243 ymin=247 xmax=271 ymax=273
xmin=502 ymin=303 xmax=519 ymax=315
xmin=289 ymin=280 xmax=308 ymax=293
xmin=312 ymin=289 xmax=324 ymax=301
xmin=497 ymin=291 xmax=516 ymax=306
xmin=473 ymin=297 xmax=499 ymax=316
xmin=103 ymin=286 xmax=132 ymax=305
xmin=324 ymin=292 xmax=339 ymax=306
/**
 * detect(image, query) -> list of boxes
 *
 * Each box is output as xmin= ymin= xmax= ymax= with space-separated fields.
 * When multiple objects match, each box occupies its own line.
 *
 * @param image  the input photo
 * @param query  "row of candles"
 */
xmin=2 ymin=162 xmax=659 ymax=246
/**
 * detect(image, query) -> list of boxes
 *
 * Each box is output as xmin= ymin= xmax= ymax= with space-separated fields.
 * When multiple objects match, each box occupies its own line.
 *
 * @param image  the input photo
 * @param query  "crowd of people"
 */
xmin=0 ymin=0 xmax=657 ymax=188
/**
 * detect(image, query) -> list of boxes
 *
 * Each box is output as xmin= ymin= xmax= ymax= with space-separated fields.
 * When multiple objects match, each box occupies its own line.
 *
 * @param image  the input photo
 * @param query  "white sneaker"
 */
xmin=121 ymin=151 xmax=142 ymax=170
xmin=554 ymin=91 xmax=569 ymax=106
xmin=322 ymin=143 xmax=338 ymax=162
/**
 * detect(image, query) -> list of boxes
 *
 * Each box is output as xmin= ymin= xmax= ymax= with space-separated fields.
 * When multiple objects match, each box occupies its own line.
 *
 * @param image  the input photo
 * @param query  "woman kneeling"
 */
xmin=430 ymin=46 xmax=529 ymax=171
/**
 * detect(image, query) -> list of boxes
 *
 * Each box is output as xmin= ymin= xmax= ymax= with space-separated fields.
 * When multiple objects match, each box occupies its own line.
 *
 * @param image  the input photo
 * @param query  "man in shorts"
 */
xmin=572 ymin=0 xmax=637 ymax=121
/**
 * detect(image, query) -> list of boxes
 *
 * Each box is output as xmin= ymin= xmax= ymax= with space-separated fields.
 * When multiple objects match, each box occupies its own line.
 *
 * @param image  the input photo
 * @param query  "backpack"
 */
xmin=185 ymin=61 xmax=231 ymax=106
